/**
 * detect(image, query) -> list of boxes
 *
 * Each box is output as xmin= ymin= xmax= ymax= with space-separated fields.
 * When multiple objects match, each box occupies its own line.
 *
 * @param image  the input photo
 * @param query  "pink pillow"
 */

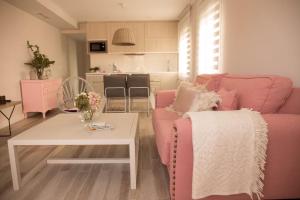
xmin=194 ymin=74 xmax=227 ymax=92
xmin=219 ymin=75 xmax=292 ymax=113
xmin=217 ymin=88 xmax=238 ymax=110
xmin=173 ymin=82 xmax=204 ymax=113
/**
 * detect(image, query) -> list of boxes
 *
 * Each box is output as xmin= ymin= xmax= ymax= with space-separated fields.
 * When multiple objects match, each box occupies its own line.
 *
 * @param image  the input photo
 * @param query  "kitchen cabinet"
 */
xmin=150 ymin=72 xmax=178 ymax=92
xmin=21 ymin=79 xmax=61 ymax=118
xmin=107 ymin=22 xmax=145 ymax=53
xmin=86 ymin=22 xmax=108 ymax=41
xmin=145 ymin=22 xmax=178 ymax=53
xmin=85 ymin=21 xmax=178 ymax=53
xmin=149 ymin=74 xmax=161 ymax=93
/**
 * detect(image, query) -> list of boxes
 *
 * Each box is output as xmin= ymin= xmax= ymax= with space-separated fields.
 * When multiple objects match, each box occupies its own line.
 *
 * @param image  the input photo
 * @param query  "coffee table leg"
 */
xmin=8 ymin=143 xmax=21 ymax=190
xmin=129 ymin=140 xmax=136 ymax=189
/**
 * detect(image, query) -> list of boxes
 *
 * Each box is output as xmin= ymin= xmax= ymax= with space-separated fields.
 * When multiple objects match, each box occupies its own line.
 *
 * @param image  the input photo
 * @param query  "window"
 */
xmin=196 ymin=0 xmax=222 ymax=74
xmin=178 ymin=11 xmax=192 ymax=80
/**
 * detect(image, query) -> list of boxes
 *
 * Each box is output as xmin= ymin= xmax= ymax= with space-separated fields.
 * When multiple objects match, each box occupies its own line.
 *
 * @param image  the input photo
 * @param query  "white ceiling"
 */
xmin=51 ymin=0 xmax=189 ymax=22
xmin=4 ymin=0 xmax=78 ymax=29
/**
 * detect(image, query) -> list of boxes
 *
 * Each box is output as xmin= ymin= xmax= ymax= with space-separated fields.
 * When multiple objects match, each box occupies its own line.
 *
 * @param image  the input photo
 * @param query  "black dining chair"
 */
xmin=127 ymin=74 xmax=150 ymax=115
xmin=103 ymin=74 xmax=127 ymax=112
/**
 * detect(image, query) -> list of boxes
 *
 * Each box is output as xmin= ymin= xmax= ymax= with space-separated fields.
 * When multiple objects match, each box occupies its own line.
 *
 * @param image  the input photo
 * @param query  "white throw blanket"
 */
xmin=185 ymin=109 xmax=268 ymax=200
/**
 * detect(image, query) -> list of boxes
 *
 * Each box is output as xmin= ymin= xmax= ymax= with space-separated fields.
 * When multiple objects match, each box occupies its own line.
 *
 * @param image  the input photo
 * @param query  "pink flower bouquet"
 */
xmin=75 ymin=92 xmax=101 ymax=122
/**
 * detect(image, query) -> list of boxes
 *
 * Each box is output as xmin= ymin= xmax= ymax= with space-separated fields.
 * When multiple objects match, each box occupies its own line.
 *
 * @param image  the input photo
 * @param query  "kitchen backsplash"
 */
xmin=90 ymin=53 xmax=178 ymax=73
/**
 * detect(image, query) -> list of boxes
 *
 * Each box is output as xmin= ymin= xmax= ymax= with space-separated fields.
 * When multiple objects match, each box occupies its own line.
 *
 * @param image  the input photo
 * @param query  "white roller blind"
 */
xmin=196 ymin=0 xmax=222 ymax=74
xmin=178 ymin=11 xmax=192 ymax=80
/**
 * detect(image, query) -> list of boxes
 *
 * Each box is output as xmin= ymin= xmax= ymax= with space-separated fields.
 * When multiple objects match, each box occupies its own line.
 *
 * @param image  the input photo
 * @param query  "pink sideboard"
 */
xmin=21 ymin=79 xmax=61 ymax=118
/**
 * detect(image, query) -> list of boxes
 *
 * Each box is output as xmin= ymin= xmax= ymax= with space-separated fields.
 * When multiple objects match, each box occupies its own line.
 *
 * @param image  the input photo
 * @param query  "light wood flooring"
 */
xmin=0 ymin=110 xmax=170 ymax=200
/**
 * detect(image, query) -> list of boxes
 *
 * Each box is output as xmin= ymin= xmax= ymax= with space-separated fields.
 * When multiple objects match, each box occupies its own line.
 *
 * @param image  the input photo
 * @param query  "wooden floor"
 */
xmin=0 ymin=110 xmax=170 ymax=200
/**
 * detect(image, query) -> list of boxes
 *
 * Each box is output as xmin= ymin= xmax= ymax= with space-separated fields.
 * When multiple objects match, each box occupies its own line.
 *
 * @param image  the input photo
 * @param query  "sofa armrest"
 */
xmin=170 ymin=118 xmax=193 ymax=200
xmin=262 ymin=114 xmax=300 ymax=198
xmin=170 ymin=114 xmax=300 ymax=200
xmin=155 ymin=90 xmax=176 ymax=108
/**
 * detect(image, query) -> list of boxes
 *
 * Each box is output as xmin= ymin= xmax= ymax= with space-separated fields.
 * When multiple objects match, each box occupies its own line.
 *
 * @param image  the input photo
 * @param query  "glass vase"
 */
xmin=80 ymin=110 xmax=94 ymax=124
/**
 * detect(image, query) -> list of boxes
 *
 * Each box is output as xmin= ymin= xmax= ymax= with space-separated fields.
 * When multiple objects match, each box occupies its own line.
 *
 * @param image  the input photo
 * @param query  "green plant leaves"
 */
xmin=24 ymin=41 xmax=55 ymax=70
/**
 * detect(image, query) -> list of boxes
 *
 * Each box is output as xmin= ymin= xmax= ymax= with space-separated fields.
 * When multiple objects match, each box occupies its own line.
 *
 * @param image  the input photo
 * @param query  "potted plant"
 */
xmin=24 ymin=41 xmax=55 ymax=80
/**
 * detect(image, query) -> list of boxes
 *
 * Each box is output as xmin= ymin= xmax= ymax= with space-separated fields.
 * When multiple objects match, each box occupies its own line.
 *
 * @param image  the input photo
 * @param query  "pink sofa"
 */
xmin=152 ymin=74 xmax=300 ymax=200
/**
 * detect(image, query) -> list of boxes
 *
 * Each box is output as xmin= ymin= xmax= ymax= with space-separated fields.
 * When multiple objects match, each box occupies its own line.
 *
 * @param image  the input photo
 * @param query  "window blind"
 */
xmin=178 ymin=11 xmax=192 ymax=80
xmin=196 ymin=0 xmax=222 ymax=74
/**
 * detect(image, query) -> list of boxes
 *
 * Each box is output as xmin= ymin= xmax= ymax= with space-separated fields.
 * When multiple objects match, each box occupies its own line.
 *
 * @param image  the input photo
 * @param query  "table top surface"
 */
xmin=0 ymin=101 xmax=21 ymax=110
xmin=8 ymin=113 xmax=139 ymax=145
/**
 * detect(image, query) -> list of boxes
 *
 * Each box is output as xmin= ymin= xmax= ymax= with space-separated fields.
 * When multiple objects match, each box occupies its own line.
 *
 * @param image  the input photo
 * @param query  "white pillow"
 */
xmin=172 ymin=81 xmax=207 ymax=113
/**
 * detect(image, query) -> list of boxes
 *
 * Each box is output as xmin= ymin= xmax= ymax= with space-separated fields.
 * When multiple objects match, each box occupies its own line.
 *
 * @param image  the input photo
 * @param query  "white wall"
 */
xmin=67 ymin=39 xmax=78 ymax=78
xmin=222 ymin=0 xmax=300 ymax=86
xmin=0 ymin=1 xmax=69 ymax=129
xmin=76 ymin=41 xmax=90 ymax=78
xmin=90 ymin=53 xmax=178 ymax=73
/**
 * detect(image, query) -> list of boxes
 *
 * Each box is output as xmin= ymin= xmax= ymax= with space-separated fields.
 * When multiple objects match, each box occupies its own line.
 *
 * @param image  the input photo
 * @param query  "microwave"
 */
xmin=88 ymin=40 xmax=107 ymax=53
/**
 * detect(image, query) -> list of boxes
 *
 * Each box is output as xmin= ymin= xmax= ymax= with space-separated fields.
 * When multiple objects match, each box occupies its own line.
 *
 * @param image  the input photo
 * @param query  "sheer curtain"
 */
xmin=195 ymin=0 xmax=222 ymax=75
xmin=178 ymin=10 xmax=192 ymax=80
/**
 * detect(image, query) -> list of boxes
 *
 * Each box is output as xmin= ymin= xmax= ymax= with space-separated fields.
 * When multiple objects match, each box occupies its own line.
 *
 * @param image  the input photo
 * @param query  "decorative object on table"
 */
xmin=29 ymin=70 xmax=37 ymax=80
xmin=75 ymin=91 xmax=101 ymax=123
xmin=0 ymin=96 xmax=10 ymax=105
xmin=57 ymin=77 xmax=95 ymax=113
xmin=89 ymin=67 xmax=100 ymax=73
xmin=24 ymin=41 xmax=55 ymax=80
xmin=86 ymin=122 xmax=114 ymax=132
xmin=0 ymin=96 xmax=6 ymax=104
xmin=44 ymin=68 xmax=52 ymax=79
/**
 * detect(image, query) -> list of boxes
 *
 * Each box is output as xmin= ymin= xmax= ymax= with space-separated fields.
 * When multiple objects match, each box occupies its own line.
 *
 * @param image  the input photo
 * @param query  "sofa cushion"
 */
xmin=217 ymin=88 xmax=238 ymax=110
xmin=194 ymin=74 xmax=227 ymax=91
xmin=220 ymin=75 xmax=292 ymax=113
xmin=173 ymin=82 xmax=205 ymax=113
xmin=155 ymin=90 xmax=176 ymax=108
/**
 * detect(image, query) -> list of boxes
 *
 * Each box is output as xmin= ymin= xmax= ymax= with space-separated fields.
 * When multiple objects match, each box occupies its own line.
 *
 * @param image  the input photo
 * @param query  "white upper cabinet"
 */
xmin=85 ymin=21 xmax=178 ymax=53
xmin=145 ymin=22 xmax=178 ymax=53
xmin=86 ymin=22 xmax=108 ymax=41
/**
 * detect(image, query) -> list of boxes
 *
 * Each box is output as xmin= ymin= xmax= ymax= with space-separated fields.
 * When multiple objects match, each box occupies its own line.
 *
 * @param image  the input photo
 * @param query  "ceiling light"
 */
xmin=112 ymin=28 xmax=136 ymax=46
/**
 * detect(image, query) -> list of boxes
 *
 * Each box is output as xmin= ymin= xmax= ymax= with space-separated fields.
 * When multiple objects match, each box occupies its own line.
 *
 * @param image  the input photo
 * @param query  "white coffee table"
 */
xmin=7 ymin=113 xmax=139 ymax=191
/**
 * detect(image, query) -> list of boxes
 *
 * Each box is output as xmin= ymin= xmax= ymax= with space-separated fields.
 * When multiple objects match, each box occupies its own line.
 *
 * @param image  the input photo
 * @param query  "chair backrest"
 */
xmin=57 ymin=77 xmax=94 ymax=112
xmin=103 ymin=74 xmax=127 ymax=97
xmin=127 ymin=74 xmax=150 ymax=97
